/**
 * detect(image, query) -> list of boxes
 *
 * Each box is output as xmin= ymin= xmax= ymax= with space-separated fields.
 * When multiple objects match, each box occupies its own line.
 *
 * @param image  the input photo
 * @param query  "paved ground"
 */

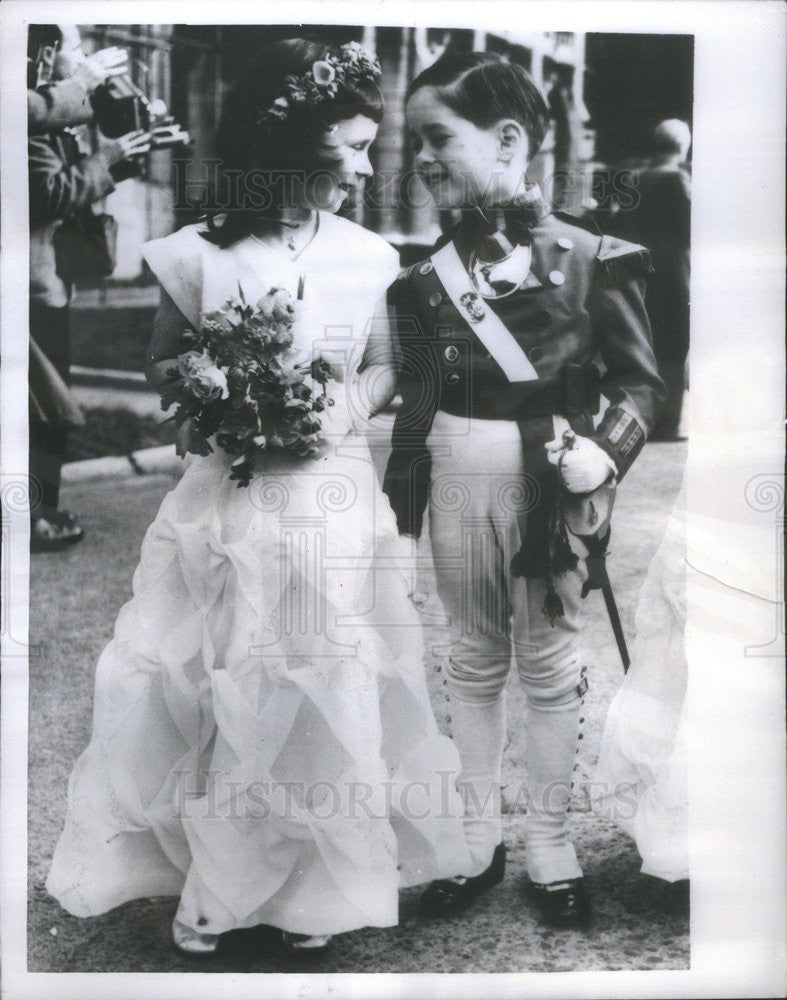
xmin=27 ymin=440 xmax=688 ymax=973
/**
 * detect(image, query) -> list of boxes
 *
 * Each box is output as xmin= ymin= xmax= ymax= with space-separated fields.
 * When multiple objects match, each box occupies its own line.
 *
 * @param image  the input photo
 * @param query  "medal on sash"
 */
xmin=431 ymin=241 xmax=539 ymax=382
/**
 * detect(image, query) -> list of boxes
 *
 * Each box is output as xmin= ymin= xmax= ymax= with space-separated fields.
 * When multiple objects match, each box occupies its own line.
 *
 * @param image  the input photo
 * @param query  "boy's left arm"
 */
xmin=586 ymin=235 xmax=667 ymax=480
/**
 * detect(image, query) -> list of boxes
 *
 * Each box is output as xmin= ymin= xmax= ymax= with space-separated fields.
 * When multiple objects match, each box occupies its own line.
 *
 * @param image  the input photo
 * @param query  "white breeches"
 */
xmin=427 ymin=411 xmax=587 ymax=882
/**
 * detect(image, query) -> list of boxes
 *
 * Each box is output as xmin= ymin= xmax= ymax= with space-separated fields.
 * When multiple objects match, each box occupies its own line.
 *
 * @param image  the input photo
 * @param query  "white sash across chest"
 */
xmin=430 ymin=241 xmax=539 ymax=383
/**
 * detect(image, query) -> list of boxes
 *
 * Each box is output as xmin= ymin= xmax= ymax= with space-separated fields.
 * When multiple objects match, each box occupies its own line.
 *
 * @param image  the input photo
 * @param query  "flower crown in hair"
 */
xmin=258 ymin=41 xmax=382 ymax=127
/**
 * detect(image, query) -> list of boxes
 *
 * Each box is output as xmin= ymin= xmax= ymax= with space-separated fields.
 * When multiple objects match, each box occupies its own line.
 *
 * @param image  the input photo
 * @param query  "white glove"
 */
xmin=546 ymin=432 xmax=617 ymax=493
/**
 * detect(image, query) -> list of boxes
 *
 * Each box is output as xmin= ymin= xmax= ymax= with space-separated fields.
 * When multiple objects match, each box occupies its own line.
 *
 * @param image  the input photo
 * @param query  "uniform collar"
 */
xmin=508 ymin=183 xmax=552 ymax=228
xmin=456 ymin=184 xmax=552 ymax=264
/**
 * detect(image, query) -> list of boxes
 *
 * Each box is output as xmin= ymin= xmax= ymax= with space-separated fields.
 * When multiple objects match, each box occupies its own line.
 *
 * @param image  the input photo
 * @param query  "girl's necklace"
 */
xmin=252 ymin=212 xmax=318 ymax=257
xmin=278 ymin=213 xmax=318 ymax=256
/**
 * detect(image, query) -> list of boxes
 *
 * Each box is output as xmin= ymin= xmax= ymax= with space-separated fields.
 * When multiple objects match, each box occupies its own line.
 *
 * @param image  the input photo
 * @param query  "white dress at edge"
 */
xmin=593 ymin=495 xmax=688 ymax=882
xmin=46 ymin=213 xmax=472 ymax=937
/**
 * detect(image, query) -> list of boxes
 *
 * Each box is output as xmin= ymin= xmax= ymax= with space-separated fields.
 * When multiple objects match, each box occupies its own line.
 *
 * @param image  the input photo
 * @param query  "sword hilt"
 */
xmin=562 ymin=428 xmax=577 ymax=450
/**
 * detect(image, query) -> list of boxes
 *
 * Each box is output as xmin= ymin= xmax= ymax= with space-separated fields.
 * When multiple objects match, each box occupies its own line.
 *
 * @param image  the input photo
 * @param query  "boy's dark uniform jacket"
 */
xmin=383 ymin=197 xmax=667 ymax=566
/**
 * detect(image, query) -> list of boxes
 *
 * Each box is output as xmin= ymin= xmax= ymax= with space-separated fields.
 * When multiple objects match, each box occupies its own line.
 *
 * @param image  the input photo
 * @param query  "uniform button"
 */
xmin=549 ymin=270 xmax=565 ymax=286
xmin=528 ymin=346 xmax=544 ymax=362
xmin=557 ymin=237 xmax=574 ymax=251
xmin=428 ymin=292 xmax=442 ymax=307
xmin=197 ymin=916 xmax=208 ymax=926
xmin=420 ymin=262 xmax=434 ymax=275
xmin=445 ymin=372 xmax=460 ymax=384
xmin=443 ymin=345 xmax=459 ymax=363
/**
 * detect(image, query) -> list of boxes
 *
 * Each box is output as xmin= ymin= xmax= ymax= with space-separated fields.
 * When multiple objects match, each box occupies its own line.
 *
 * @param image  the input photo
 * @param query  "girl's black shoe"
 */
xmin=281 ymin=931 xmax=333 ymax=956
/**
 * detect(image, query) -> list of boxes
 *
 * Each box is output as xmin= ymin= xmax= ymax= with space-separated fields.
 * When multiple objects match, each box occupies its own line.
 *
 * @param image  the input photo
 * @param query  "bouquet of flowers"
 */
xmin=160 ymin=281 xmax=334 ymax=487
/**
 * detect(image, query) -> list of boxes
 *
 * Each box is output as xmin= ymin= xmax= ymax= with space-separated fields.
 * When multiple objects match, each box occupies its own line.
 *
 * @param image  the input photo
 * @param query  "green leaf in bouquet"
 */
xmin=194 ymin=415 xmax=222 ymax=441
xmin=310 ymin=357 xmax=333 ymax=383
xmin=292 ymin=383 xmax=313 ymax=401
xmin=299 ymin=417 xmax=322 ymax=436
xmin=176 ymin=417 xmax=213 ymax=458
xmin=229 ymin=393 xmax=251 ymax=411
xmin=159 ymin=372 xmax=187 ymax=411
xmin=275 ymin=427 xmax=304 ymax=446
xmin=215 ymin=430 xmax=246 ymax=456
xmin=228 ymin=458 xmax=254 ymax=488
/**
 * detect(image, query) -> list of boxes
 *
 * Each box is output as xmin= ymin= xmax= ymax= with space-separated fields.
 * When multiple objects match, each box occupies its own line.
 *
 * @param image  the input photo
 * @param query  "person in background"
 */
xmin=545 ymin=62 xmax=582 ymax=213
xmin=28 ymin=25 xmax=129 ymax=133
xmin=28 ymin=24 xmax=151 ymax=551
xmin=614 ymin=119 xmax=691 ymax=441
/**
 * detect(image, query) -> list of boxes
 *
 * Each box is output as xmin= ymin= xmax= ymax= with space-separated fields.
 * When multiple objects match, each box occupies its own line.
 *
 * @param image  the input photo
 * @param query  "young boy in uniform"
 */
xmin=384 ymin=53 xmax=665 ymax=928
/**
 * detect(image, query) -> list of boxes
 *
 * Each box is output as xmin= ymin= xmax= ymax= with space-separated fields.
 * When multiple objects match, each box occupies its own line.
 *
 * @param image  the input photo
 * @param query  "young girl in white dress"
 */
xmin=46 ymin=38 xmax=470 ymax=957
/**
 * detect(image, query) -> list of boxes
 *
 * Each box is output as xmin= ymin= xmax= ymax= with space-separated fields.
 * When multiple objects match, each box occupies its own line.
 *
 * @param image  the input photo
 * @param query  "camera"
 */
xmin=91 ymin=72 xmax=190 ymax=150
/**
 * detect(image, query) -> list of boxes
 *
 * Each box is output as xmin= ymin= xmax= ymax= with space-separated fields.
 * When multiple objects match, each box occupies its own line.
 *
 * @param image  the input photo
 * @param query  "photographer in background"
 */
xmin=28 ymin=24 xmax=152 ymax=551
xmin=28 ymin=25 xmax=129 ymax=133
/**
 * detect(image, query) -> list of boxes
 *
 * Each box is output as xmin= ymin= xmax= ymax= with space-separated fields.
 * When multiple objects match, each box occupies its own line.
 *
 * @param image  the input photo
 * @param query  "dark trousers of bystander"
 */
xmin=29 ymin=302 xmax=71 ymax=520
xmin=646 ymin=273 xmax=689 ymax=439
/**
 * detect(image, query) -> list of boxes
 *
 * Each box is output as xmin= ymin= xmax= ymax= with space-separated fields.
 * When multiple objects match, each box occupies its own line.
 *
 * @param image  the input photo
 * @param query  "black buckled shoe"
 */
xmin=419 ymin=843 xmax=506 ymax=917
xmin=525 ymin=877 xmax=592 ymax=929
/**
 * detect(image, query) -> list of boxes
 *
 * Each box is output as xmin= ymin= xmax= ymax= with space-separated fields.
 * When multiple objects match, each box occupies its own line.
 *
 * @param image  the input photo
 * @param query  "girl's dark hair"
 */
xmin=202 ymin=38 xmax=383 ymax=247
xmin=407 ymin=52 xmax=549 ymax=160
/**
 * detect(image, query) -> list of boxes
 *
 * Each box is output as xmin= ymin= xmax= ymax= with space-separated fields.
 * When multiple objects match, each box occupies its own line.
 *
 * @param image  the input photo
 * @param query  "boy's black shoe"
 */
xmin=418 ymin=843 xmax=506 ymax=917
xmin=525 ymin=877 xmax=592 ymax=929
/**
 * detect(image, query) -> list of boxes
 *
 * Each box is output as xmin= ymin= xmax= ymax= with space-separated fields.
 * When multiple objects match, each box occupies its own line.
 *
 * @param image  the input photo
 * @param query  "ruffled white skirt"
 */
xmin=593 ymin=502 xmax=688 ymax=882
xmin=46 ymin=433 xmax=471 ymax=935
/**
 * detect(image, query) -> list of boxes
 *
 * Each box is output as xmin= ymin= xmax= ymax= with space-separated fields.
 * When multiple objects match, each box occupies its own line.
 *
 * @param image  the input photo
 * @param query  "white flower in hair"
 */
xmin=257 ymin=43 xmax=381 ymax=128
xmin=312 ymin=60 xmax=336 ymax=85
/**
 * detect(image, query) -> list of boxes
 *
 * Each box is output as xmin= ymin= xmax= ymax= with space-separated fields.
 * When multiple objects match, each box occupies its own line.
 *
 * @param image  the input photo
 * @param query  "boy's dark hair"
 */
xmin=202 ymin=38 xmax=383 ymax=247
xmin=407 ymin=52 xmax=549 ymax=159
